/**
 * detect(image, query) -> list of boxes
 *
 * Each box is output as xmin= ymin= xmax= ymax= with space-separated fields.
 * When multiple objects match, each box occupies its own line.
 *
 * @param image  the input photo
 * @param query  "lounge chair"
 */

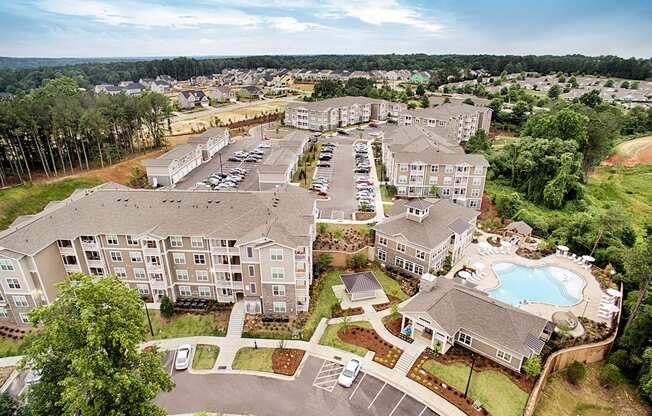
xmin=597 ymin=312 xmax=611 ymax=320
xmin=569 ymin=253 xmax=577 ymax=260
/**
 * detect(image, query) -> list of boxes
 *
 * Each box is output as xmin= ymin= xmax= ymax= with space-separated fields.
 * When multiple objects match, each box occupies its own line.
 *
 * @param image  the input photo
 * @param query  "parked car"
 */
xmin=337 ymin=130 xmax=350 ymax=136
xmin=338 ymin=358 xmax=361 ymax=387
xmin=319 ymin=155 xmax=332 ymax=161
xmin=175 ymin=344 xmax=192 ymax=370
xmin=317 ymin=162 xmax=331 ymax=168
xmin=259 ymin=142 xmax=272 ymax=148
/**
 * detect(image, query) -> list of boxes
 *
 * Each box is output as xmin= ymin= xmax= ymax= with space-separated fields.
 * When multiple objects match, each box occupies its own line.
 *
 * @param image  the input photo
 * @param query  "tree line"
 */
xmin=1 ymin=54 xmax=651 ymax=93
xmin=0 ymin=77 xmax=171 ymax=186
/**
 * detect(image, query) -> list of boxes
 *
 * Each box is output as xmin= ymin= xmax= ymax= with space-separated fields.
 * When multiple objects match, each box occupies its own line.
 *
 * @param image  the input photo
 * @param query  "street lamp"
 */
xmin=144 ymin=303 xmax=154 ymax=337
xmin=464 ymin=353 xmax=477 ymax=398
xmin=219 ymin=152 xmax=223 ymax=175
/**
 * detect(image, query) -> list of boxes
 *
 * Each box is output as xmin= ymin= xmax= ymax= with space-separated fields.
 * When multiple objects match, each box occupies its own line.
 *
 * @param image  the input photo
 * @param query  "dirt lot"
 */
xmin=602 ymin=135 xmax=652 ymax=167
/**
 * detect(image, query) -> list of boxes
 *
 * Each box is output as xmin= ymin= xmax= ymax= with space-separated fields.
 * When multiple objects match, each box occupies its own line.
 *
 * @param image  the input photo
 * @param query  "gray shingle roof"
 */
xmin=0 ymin=183 xmax=316 ymax=256
xmin=505 ymin=221 xmax=533 ymax=236
xmin=401 ymin=277 xmax=550 ymax=357
xmin=447 ymin=218 xmax=472 ymax=234
xmin=405 ymin=199 xmax=434 ymax=210
xmin=341 ymin=272 xmax=382 ymax=293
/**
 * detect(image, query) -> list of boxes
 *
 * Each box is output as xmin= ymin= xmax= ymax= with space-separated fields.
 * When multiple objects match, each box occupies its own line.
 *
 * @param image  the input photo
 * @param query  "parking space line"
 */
xmin=312 ymin=359 xmax=343 ymax=393
xmin=417 ymin=405 xmax=428 ymax=416
xmin=389 ymin=393 xmax=406 ymax=416
xmin=367 ymin=382 xmax=386 ymax=409
xmin=349 ymin=372 xmax=366 ymax=400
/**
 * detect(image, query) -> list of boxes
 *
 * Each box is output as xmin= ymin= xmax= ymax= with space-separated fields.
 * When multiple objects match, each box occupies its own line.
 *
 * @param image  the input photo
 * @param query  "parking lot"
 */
xmin=156 ymin=355 xmax=439 ymax=416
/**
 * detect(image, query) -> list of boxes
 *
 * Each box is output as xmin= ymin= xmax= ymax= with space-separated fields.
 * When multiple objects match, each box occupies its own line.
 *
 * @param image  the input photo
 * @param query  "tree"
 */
xmin=405 ymin=86 xmax=414 ymax=97
xmin=523 ymin=355 xmax=542 ymax=378
xmin=565 ymin=361 xmax=586 ymax=385
xmin=429 ymin=184 xmax=439 ymax=196
xmin=0 ymin=393 xmax=21 ymax=416
xmin=622 ymin=224 xmax=652 ymax=328
xmin=419 ymin=95 xmax=429 ymax=108
xmin=579 ymin=89 xmax=602 ymax=108
xmin=494 ymin=192 xmax=521 ymax=219
xmin=159 ymin=295 xmax=174 ymax=318
xmin=21 ymin=273 xmax=174 ymax=416
xmin=640 ymin=347 xmax=652 ymax=401
xmin=317 ymin=253 xmax=333 ymax=274
xmin=598 ymin=363 xmax=622 ymax=388
xmin=465 ymin=130 xmax=490 ymax=153
xmin=347 ymin=253 xmax=367 ymax=271
xmin=604 ymin=79 xmax=614 ymax=87
xmin=415 ymin=84 xmax=426 ymax=96
xmin=547 ymin=84 xmax=561 ymax=99
xmin=462 ymin=98 xmax=474 ymax=106
xmin=511 ymin=100 xmax=529 ymax=125
xmin=620 ymin=80 xmax=630 ymax=89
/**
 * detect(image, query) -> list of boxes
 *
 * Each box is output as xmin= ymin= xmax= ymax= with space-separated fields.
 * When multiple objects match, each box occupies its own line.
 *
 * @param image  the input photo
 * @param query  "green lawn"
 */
xmin=422 ymin=359 xmax=528 ymax=416
xmin=231 ymin=347 xmax=274 ymax=372
xmin=192 ymin=344 xmax=220 ymax=370
xmin=0 ymin=336 xmax=33 ymax=358
xmin=319 ymin=321 xmax=372 ymax=356
xmin=382 ymin=202 xmax=393 ymax=215
xmin=146 ymin=311 xmax=223 ymax=340
xmin=301 ymin=270 xmax=344 ymax=340
xmin=318 ymin=223 xmax=373 ymax=236
xmin=0 ymin=177 xmax=103 ymax=230
xmin=372 ymin=267 xmax=409 ymax=301
xmin=491 ymin=135 xmax=520 ymax=149
xmin=380 ymin=185 xmax=394 ymax=203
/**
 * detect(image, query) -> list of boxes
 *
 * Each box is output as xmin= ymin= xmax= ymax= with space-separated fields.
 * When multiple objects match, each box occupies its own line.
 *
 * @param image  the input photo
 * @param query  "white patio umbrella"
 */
xmin=606 ymin=288 xmax=622 ymax=298
xmin=473 ymin=262 xmax=486 ymax=270
xmin=582 ymin=255 xmax=595 ymax=263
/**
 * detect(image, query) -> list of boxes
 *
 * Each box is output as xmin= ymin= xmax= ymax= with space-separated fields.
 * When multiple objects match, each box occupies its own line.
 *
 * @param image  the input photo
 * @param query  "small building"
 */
xmin=341 ymin=271 xmax=382 ymax=301
xmin=208 ymin=86 xmax=237 ymax=102
xmin=178 ymin=90 xmax=209 ymax=109
xmin=505 ymin=221 xmax=533 ymax=237
xmin=143 ymin=144 xmax=202 ymax=187
xmin=187 ymin=127 xmax=230 ymax=161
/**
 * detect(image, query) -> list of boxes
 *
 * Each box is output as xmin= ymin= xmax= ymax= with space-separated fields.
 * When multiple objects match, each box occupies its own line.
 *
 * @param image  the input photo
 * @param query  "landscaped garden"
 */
xmin=409 ymin=348 xmax=531 ymax=416
xmin=145 ymin=308 xmax=231 ymax=340
xmin=314 ymin=223 xmax=374 ymax=251
xmin=191 ymin=344 xmax=220 ymax=370
xmin=232 ymin=346 xmax=304 ymax=376
xmin=319 ymin=321 xmax=403 ymax=368
xmin=242 ymin=313 xmax=309 ymax=340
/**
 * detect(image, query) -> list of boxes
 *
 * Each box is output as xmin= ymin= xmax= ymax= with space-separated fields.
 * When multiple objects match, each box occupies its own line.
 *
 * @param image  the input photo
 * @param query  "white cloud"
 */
xmin=38 ymin=0 xmax=259 ymax=28
xmin=323 ymin=0 xmax=443 ymax=33
xmin=265 ymin=16 xmax=325 ymax=32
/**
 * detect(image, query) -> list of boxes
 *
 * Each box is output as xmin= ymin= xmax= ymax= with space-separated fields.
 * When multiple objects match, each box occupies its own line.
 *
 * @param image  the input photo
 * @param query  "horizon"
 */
xmin=0 ymin=1 xmax=651 ymax=59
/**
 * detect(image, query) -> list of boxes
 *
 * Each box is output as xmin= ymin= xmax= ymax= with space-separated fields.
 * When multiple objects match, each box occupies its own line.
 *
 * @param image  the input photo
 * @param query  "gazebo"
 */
xmin=341 ymin=271 xmax=383 ymax=301
xmin=505 ymin=221 xmax=533 ymax=236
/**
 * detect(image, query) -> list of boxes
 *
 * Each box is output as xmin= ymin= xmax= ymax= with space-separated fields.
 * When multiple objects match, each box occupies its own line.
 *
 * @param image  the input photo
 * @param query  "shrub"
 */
xmin=523 ymin=355 xmax=542 ymax=378
xmin=599 ymin=363 xmax=622 ymax=388
xmin=318 ymin=223 xmax=327 ymax=234
xmin=495 ymin=192 xmax=521 ymax=219
xmin=348 ymin=253 xmax=367 ymax=271
xmin=607 ymin=349 xmax=632 ymax=373
xmin=565 ymin=361 xmax=586 ymax=385
xmin=159 ymin=295 xmax=174 ymax=318
xmin=316 ymin=253 xmax=333 ymax=274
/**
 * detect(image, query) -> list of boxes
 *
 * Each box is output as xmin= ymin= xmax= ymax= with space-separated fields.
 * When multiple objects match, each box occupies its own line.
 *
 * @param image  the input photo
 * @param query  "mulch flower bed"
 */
xmin=381 ymin=315 xmax=414 ymax=344
xmin=372 ymin=294 xmax=401 ymax=311
xmin=272 ymin=348 xmax=305 ymax=376
xmin=433 ymin=346 xmax=534 ymax=393
xmin=314 ymin=227 xmax=373 ymax=251
xmin=331 ymin=304 xmax=364 ymax=318
xmin=337 ymin=326 xmax=403 ymax=368
xmin=355 ymin=212 xmax=375 ymax=221
xmin=409 ymin=351 xmax=491 ymax=416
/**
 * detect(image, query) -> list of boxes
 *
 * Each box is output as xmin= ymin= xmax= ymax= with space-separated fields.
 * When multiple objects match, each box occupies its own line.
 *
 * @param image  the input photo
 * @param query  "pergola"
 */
xmin=341 ymin=271 xmax=383 ymax=301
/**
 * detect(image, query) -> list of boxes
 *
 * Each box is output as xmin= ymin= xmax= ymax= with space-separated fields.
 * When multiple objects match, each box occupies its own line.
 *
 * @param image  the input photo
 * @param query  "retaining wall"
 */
xmin=314 ymin=246 xmax=374 ymax=268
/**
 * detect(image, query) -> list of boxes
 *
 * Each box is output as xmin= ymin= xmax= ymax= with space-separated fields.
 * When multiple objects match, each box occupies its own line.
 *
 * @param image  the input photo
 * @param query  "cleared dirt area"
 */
xmin=603 ymin=135 xmax=652 ymax=167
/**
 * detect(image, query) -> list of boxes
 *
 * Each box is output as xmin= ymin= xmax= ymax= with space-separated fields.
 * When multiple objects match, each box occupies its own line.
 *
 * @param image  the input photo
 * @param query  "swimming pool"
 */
xmin=489 ymin=262 xmax=585 ymax=306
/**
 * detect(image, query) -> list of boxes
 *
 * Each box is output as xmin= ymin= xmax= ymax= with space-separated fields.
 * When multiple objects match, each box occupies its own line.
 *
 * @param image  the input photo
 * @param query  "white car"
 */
xmin=175 ymin=344 xmax=192 ymax=371
xmin=25 ymin=368 xmax=42 ymax=385
xmin=338 ymin=358 xmax=361 ymax=387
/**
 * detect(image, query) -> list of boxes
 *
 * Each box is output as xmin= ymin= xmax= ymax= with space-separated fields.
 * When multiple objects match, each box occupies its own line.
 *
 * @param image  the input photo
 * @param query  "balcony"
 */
xmin=64 ymin=264 xmax=82 ymax=273
xmin=58 ymin=246 xmax=75 ymax=256
xmin=149 ymin=279 xmax=167 ymax=289
xmin=86 ymin=259 xmax=104 ymax=269
xmin=80 ymin=241 xmax=99 ymax=251
xmin=146 ymin=263 xmax=164 ymax=273
xmin=213 ymin=263 xmax=242 ymax=273
xmin=210 ymin=246 xmax=239 ymax=255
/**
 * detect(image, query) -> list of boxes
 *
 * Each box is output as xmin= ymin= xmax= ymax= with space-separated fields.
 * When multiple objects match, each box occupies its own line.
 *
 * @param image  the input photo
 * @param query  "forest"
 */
xmin=1 ymin=54 xmax=651 ymax=93
xmin=0 ymin=77 xmax=171 ymax=186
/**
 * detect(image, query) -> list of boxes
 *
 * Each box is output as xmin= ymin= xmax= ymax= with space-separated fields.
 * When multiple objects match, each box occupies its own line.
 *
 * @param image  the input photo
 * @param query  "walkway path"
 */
xmin=226 ymin=300 xmax=245 ymax=338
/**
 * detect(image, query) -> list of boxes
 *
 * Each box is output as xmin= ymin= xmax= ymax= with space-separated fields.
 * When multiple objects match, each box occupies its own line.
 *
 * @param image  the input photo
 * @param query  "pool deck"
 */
xmin=452 ymin=234 xmax=608 ymax=326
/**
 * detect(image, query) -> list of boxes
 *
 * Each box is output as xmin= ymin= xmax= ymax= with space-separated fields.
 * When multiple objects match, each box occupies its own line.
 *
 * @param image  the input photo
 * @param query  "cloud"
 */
xmin=265 ymin=16 xmax=325 ymax=32
xmin=323 ymin=0 xmax=444 ymax=33
xmin=37 ymin=0 xmax=259 ymax=28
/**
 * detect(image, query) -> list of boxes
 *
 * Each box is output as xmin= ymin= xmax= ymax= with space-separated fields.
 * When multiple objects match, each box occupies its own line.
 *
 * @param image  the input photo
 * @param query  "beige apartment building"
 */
xmin=398 ymin=103 xmax=492 ymax=142
xmin=381 ymin=125 xmax=489 ymax=209
xmin=373 ymin=199 xmax=478 ymax=278
xmin=284 ymin=97 xmax=404 ymax=131
xmin=0 ymin=183 xmax=317 ymax=326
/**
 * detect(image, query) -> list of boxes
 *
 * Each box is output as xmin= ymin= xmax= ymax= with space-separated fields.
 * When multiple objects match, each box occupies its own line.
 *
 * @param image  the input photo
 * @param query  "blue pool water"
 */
xmin=489 ymin=263 xmax=585 ymax=306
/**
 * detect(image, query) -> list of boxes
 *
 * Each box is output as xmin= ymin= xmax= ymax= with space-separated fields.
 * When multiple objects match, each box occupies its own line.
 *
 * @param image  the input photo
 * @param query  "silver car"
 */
xmin=175 ymin=344 xmax=192 ymax=371
xmin=338 ymin=358 xmax=361 ymax=387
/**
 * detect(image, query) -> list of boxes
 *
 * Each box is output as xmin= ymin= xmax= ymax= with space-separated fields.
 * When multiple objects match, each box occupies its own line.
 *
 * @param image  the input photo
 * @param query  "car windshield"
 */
xmin=342 ymin=369 xmax=354 ymax=377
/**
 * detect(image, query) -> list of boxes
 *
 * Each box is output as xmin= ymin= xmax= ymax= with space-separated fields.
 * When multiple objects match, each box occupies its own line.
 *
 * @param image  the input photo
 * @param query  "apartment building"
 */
xmin=284 ymin=97 xmax=404 ymax=131
xmin=0 ymin=183 xmax=317 ymax=326
xmin=187 ymin=127 xmax=230 ymax=162
xmin=381 ymin=125 xmax=489 ymax=209
xmin=398 ymin=103 xmax=492 ymax=142
xmin=143 ymin=144 xmax=203 ymax=187
xmin=373 ymin=199 xmax=479 ymax=278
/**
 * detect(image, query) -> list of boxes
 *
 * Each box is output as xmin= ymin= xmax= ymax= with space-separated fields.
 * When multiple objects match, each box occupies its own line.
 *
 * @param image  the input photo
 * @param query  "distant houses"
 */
xmin=178 ymin=90 xmax=209 ymax=109
xmin=94 ymin=75 xmax=176 ymax=96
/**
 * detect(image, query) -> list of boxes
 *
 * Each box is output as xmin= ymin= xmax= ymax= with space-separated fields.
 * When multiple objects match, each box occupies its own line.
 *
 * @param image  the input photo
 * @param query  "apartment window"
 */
xmin=149 ymin=273 xmax=163 ymax=281
xmin=396 ymin=243 xmax=406 ymax=253
xmin=176 ymin=270 xmax=189 ymax=281
xmin=273 ymin=302 xmax=287 ymax=313
xmin=468 ymin=199 xmax=480 ymax=209
xmin=86 ymin=251 xmax=100 ymax=261
xmin=6 ymin=278 xmax=20 ymax=289
xmin=193 ymin=254 xmax=206 ymax=265
xmin=198 ymin=286 xmax=211 ymax=297
xmin=89 ymin=267 xmax=104 ymax=276
xmin=196 ymin=270 xmax=209 ymax=282
xmin=114 ymin=267 xmax=127 ymax=279
xmin=474 ymin=166 xmax=483 ymax=175
xmin=170 ymin=236 xmax=183 ymax=248
xmin=249 ymin=283 xmax=257 ymax=294
xmin=129 ymin=252 xmax=142 ymax=263
xmin=247 ymin=247 xmax=254 ymax=258
xmin=137 ymin=284 xmax=150 ymax=296
xmin=271 ymin=268 xmax=285 ymax=280
xmin=416 ymin=250 xmax=426 ymax=260
xmin=430 ymin=165 xmax=439 ymax=173
xmin=272 ymin=285 xmax=286 ymax=296
xmin=179 ymin=286 xmax=192 ymax=297
xmin=13 ymin=295 xmax=28 ymax=308
xmin=398 ymin=175 xmax=407 ymax=184
xmin=191 ymin=237 xmax=203 ymax=248
xmin=126 ymin=235 xmax=139 ymax=246
xmin=378 ymin=236 xmax=387 ymax=247
xmin=106 ymin=235 xmax=119 ymax=245
xmin=19 ymin=313 xmax=30 ymax=324
xmin=415 ymin=264 xmax=424 ymax=275
xmin=57 ymin=239 xmax=72 ymax=248
xmin=145 ymin=240 xmax=157 ymax=249
xmin=133 ymin=268 xmax=146 ymax=280
xmin=173 ymin=253 xmax=186 ymax=265
xmin=110 ymin=251 xmax=123 ymax=262
xmin=395 ymin=257 xmax=405 ymax=269
xmin=472 ymin=177 xmax=482 ymax=186
xmin=443 ymin=177 xmax=452 ymax=185
xmin=441 ymin=188 xmax=451 ymax=196
xmin=429 ymin=176 xmax=438 ymax=185
xmin=270 ymin=248 xmax=283 ymax=261
xmin=496 ymin=350 xmax=513 ymax=363
xmin=399 ymin=164 xmax=408 ymax=172
xmin=458 ymin=332 xmax=472 ymax=346
xmin=470 ymin=189 xmax=481 ymax=198
xmin=445 ymin=165 xmax=454 ymax=173
xmin=377 ymin=249 xmax=386 ymax=262
xmin=0 ymin=308 xmax=7 ymax=318
xmin=248 ymin=265 xmax=255 ymax=277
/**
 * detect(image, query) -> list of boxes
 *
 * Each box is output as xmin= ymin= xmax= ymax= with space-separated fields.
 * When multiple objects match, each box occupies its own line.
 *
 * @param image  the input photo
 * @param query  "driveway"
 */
xmin=156 ymin=356 xmax=440 ymax=416
xmin=316 ymin=135 xmax=360 ymax=221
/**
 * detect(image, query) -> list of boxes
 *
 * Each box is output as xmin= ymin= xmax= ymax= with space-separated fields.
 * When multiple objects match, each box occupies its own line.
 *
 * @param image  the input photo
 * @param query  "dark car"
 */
xmin=317 ymin=162 xmax=331 ymax=168
xmin=319 ymin=155 xmax=332 ymax=161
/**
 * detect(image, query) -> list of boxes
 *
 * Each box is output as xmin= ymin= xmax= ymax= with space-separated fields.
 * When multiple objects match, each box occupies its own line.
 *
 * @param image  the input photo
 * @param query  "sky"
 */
xmin=0 ymin=0 xmax=650 ymax=58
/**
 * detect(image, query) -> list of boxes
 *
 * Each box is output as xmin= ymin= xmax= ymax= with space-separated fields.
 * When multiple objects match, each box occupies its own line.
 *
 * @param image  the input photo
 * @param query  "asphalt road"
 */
xmin=315 ymin=135 xmax=360 ymax=221
xmin=156 ymin=355 xmax=440 ymax=416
